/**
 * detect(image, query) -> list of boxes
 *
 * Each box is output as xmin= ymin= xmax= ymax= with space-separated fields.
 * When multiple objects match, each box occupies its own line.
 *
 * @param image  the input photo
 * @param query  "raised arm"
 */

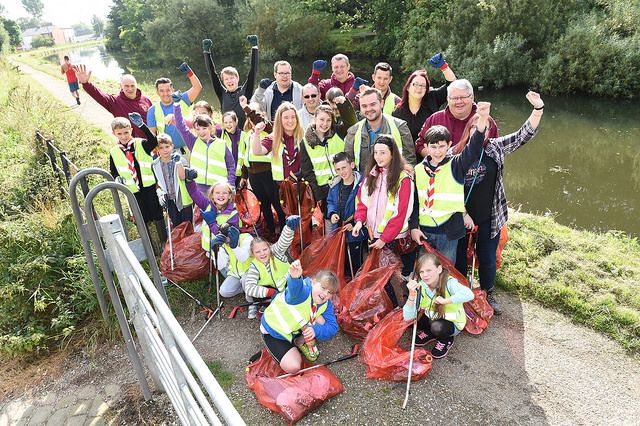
xmin=172 ymin=92 xmax=197 ymax=151
xmin=428 ymin=53 xmax=456 ymax=83
xmin=243 ymin=36 xmax=259 ymax=95
xmin=251 ymin=122 xmax=270 ymax=155
xmin=73 ymin=64 xmax=118 ymax=112
xmin=178 ymin=62 xmax=202 ymax=103
xmin=202 ymin=39 xmax=224 ymax=100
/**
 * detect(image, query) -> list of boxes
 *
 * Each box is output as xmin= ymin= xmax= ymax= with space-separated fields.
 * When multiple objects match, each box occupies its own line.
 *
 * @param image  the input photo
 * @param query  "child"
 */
xmin=173 ymin=91 xmax=235 ymax=195
xmin=300 ymin=104 xmax=345 ymax=228
xmin=217 ymin=111 xmax=248 ymax=187
xmin=327 ymin=152 xmax=368 ymax=276
xmin=151 ymin=134 xmax=193 ymax=227
xmin=352 ymin=135 xmax=415 ymax=278
xmin=112 ymin=113 xmax=166 ymax=253
xmin=404 ymin=253 xmax=474 ymax=358
xmin=182 ymin=177 xmax=239 ymax=257
xmin=408 ymin=103 xmax=487 ymax=264
xmin=261 ymin=260 xmax=339 ymax=373
xmin=203 ymin=35 xmax=259 ymax=129
xmin=210 ymin=226 xmax=254 ymax=299
xmin=243 ymin=215 xmax=300 ymax=319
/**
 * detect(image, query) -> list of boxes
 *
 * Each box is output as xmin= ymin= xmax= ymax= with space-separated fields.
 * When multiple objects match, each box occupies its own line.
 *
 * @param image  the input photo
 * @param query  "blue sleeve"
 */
xmin=327 ymin=184 xmax=338 ymax=220
xmin=403 ymin=299 xmax=418 ymax=321
xmin=284 ymin=276 xmax=310 ymax=305
xmin=181 ymin=91 xmax=192 ymax=107
xmin=447 ymin=278 xmax=474 ymax=304
xmin=147 ymin=106 xmax=156 ymax=128
xmin=313 ymin=300 xmax=338 ymax=341
xmin=452 ymin=128 xmax=484 ymax=182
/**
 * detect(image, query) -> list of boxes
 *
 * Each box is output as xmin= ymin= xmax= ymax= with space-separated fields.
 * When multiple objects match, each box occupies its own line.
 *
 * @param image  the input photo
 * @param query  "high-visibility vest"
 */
xmin=190 ymin=137 xmax=229 ymax=186
xmin=152 ymin=158 xmax=193 ymax=209
xmin=382 ymin=91 xmax=400 ymax=115
xmin=263 ymin=289 xmax=328 ymax=342
xmin=153 ymin=100 xmax=191 ymax=134
xmin=250 ymin=256 xmax=290 ymax=292
xmin=220 ymin=129 xmax=249 ymax=177
xmin=418 ymin=278 xmax=467 ymax=330
xmin=271 ymin=137 xmax=302 ymax=181
xmin=358 ymin=171 xmax=413 ymax=235
xmin=201 ymin=206 xmax=238 ymax=253
xmin=110 ymin=139 xmax=155 ymax=193
xmin=221 ymin=234 xmax=252 ymax=278
xmin=303 ymin=133 xmax=345 ymax=186
xmin=414 ymin=161 xmax=464 ymax=227
xmin=247 ymin=130 xmax=271 ymax=163
xmin=353 ymin=114 xmax=402 ymax=169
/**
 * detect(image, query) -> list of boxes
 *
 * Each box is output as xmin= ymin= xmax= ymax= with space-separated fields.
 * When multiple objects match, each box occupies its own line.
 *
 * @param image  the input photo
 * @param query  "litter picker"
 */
xmin=276 ymin=344 xmax=360 ymax=379
xmin=165 ymin=207 xmax=174 ymax=270
xmin=402 ymin=289 xmax=422 ymax=409
xmin=191 ymin=301 xmax=223 ymax=343
xmin=228 ymin=299 xmax=272 ymax=319
xmin=165 ymin=278 xmax=216 ymax=318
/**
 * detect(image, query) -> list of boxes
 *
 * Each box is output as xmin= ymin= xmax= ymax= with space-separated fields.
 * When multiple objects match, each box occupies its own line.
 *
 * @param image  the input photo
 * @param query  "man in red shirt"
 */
xmin=60 ymin=55 xmax=80 ymax=105
xmin=73 ymin=64 xmax=153 ymax=138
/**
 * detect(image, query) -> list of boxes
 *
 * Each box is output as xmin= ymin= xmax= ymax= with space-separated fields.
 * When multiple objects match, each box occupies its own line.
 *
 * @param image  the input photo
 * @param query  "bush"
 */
xmin=30 ymin=35 xmax=55 ymax=49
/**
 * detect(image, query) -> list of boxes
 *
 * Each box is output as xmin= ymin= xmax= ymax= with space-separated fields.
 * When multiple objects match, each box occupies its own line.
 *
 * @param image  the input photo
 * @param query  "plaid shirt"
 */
xmin=483 ymin=120 xmax=539 ymax=238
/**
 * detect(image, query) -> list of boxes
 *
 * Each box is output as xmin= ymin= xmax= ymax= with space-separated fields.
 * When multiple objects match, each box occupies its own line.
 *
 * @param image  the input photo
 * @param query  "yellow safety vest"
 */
xmin=201 ymin=206 xmax=238 ymax=253
xmin=358 ymin=171 xmax=413 ymax=235
xmin=251 ymin=256 xmax=290 ymax=292
xmin=352 ymin=114 xmax=402 ymax=169
xmin=110 ymin=138 xmax=155 ymax=193
xmin=153 ymin=99 xmax=191 ymax=134
xmin=382 ymin=91 xmax=400 ymax=115
xmin=221 ymin=234 xmax=252 ymax=278
xmin=263 ymin=290 xmax=328 ymax=342
xmin=418 ymin=278 xmax=467 ymax=330
xmin=303 ymin=133 xmax=345 ymax=186
xmin=220 ymin=129 xmax=249 ymax=177
xmin=247 ymin=130 xmax=271 ymax=163
xmin=190 ymin=138 xmax=229 ymax=186
xmin=414 ymin=161 xmax=464 ymax=227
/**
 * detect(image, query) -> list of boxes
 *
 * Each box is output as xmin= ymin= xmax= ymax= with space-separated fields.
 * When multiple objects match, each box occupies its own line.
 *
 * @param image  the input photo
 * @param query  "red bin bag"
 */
xmin=160 ymin=221 xmax=209 ymax=282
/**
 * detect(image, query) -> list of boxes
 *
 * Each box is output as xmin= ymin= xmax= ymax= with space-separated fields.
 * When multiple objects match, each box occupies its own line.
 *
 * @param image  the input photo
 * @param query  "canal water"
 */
xmin=47 ymin=45 xmax=640 ymax=237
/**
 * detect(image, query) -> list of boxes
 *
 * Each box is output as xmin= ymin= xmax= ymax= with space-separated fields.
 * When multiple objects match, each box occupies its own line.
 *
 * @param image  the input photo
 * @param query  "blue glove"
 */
xmin=228 ymin=226 xmax=240 ymax=248
xmin=259 ymin=78 xmax=273 ymax=89
xmin=178 ymin=62 xmax=192 ymax=75
xmin=352 ymin=77 xmax=368 ymax=91
xmin=183 ymin=167 xmax=198 ymax=182
xmin=128 ymin=112 xmax=144 ymax=128
xmin=246 ymin=35 xmax=258 ymax=47
xmin=285 ymin=215 xmax=301 ymax=231
xmin=201 ymin=210 xmax=218 ymax=226
xmin=428 ymin=53 xmax=447 ymax=69
xmin=312 ymin=60 xmax=328 ymax=73
xmin=202 ymin=39 xmax=212 ymax=53
xmin=211 ymin=233 xmax=227 ymax=247
xmin=171 ymin=90 xmax=182 ymax=104
xmin=170 ymin=153 xmax=181 ymax=163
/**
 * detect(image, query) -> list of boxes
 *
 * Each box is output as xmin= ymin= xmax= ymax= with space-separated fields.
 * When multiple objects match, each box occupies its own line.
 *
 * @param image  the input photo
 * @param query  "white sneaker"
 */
xmin=248 ymin=305 xmax=258 ymax=319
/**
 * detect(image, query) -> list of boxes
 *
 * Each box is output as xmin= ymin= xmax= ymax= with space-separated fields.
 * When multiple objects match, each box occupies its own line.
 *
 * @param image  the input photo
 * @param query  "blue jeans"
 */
xmin=421 ymin=228 xmax=458 ymax=264
xmin=455 ymin=218 xmax=500 ymax=292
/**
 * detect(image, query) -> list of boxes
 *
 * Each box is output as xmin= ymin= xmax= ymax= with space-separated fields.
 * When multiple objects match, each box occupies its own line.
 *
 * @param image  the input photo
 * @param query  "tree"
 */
xmin=91 ymin=15 xmax=104 ymax=37
xmin=72 ymin=22 xmax=93 ymax=36
xmin=21 ymin=0 xmax=44 ymax=20
xmin=1 ymin=18 xmax=22 ymax=48
xmin=30 ymin=34 xmax=54 ymax=48
xmin=0 ymin=23 xmax=9 ymax=53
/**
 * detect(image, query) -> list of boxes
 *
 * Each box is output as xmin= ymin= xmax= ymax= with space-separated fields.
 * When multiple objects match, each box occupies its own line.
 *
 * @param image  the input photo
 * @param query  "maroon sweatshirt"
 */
xmin=82 ymin=82 xmax=153 ymax=138
xmin=308 ymin=72 xmax=356 ymax=100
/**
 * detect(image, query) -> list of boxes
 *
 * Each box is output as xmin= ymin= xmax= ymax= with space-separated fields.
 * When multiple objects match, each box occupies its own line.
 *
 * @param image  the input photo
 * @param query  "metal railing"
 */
xmin=37 ymin=131 xmax=88 ymax=198
xmin=99 ymin=212 xmax=245 ymax=426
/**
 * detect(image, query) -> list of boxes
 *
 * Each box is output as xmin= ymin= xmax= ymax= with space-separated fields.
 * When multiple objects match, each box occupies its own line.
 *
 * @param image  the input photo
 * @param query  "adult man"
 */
xmin=307 ymin=54 xmax=355 ymax=99
xmin=74 ymin=64 xmax=152 ymax=138
xmin=415 ymin=79 xmax=499 ymax=157
xmin=251 ymin=61 xmax=303 ymax=121
xmin=146 ymin=63 xmax=202 ymax=150
xmin=347 ymin=62 xmax=401 ymax=115
xmin=344 ymin=88 xmax=415 ymax=171
xmin=297 ymin=83 xmax=321 ymax=129
xmin=60 ymin=55 xmax=80 ymax=105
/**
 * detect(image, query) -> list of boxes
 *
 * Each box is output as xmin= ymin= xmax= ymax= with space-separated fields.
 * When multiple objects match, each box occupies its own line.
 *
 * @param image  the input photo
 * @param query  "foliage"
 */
xmin=21 ymin=0 xmax=44 ymax=20
xmin=0 ymin=22 xmax=9 ymax=53
xmin=91 ymin=15 xmax=105 ymax=38
xmin=301 ymin=0 xmax=368 ymax=29
xmin=72 ymin=22 xmax=94 ymax=37
xmin=30 ymin=35 xmax=54 ymax=49
xmin=1 ymin=18 xmax=22 ymax=48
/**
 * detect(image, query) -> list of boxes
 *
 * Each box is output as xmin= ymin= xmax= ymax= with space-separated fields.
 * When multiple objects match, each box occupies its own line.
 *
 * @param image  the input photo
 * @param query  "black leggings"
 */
xmin=249 ymin=169 xmax=286 ymax=233
xmin=418 ymin=315 xmax=456 ymax=338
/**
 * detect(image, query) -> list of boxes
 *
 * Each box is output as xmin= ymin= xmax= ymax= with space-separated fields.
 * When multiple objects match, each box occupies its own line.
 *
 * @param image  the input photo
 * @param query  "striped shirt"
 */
xmin=244 ymin=226 xmax=294 ymax=298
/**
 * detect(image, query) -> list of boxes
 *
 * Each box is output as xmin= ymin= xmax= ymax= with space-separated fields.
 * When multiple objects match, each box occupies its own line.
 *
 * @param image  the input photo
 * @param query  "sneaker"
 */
xmin=415 ymin=330 xmax=436 ymax=347
xmin=431 ymin=337 xmax=454 ymax=359
xmin=248 ymin=304 xmax=258 ymax=319
xmin=76 ymin=97 xmax=81 ymax=105
xmin=294 ymin=336 xmax=319 ymax=362
xmin=487 ymin=291 xmax=502 ymax=315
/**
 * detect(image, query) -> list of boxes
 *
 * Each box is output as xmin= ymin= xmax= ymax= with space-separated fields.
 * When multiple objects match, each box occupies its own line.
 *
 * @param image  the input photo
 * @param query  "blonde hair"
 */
xmin=221 ymin=66 xmax=239 ymax=79
xmin=415 ymin=254 xmax=449 ymax=318
xmin=156 ymin=133 xmax=173 ymax=146
xmin=111 ymin=117 xmax=131 ymax=131
xmin=314 ymin=270 xmax=339 ymax=293
xmin=193 ymin=100 xmax=213 ymax=117
xmin=272 ymin=102 xmax=303 ymax=156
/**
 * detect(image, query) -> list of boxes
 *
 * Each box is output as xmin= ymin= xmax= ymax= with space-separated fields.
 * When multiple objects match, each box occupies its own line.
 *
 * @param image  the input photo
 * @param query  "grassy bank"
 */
xmin=498 ymin=211 xmax=640 ymax=353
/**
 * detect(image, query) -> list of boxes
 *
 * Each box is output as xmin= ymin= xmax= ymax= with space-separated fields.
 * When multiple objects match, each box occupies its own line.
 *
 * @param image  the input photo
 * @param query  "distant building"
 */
xmin=21 ymin=26 xmax=76 ymax=50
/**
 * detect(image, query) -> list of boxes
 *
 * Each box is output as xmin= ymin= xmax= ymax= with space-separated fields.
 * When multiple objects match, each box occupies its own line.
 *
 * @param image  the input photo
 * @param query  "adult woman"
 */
xmin=392 ymin=53 xmax=457 ymax=144
xmin=352 ymin=135 xmax=415 ymax=282
xmin=453 ymin=91 xmax=545 ymax=314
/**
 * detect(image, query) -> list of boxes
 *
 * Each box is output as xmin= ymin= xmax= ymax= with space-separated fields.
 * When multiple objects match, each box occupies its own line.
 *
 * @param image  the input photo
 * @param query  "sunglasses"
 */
xmin=303 ymin=94 xmax=318 ymax=99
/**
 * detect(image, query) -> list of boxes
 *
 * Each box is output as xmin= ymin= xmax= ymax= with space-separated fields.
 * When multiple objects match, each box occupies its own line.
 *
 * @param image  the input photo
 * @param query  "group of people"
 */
xmin=64 ymin=34 xmax=545 ymax=371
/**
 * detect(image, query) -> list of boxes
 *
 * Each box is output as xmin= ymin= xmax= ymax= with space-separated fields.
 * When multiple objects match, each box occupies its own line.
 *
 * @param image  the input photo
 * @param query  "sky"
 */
xmin=1 ymin=0 xmax=114 ymax=27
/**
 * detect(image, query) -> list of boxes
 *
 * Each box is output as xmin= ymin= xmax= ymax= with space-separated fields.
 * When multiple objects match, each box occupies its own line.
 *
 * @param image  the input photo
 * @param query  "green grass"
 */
xmin=206 ymin=360 xmax=235 ymax=389
xmin=497 ymin=211 xmax=640 ymax=353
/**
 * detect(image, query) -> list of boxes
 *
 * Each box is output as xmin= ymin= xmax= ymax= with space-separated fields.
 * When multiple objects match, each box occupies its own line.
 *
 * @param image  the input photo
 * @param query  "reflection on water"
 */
xmin=48 ymin=46 xmax=640 ymax=236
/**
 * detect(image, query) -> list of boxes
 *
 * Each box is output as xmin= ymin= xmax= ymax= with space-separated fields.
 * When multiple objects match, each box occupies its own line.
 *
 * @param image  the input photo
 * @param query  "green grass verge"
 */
xmin=497 ymin=211 xmax=640 ymax=353
xmin=206 ymin=360 xmax=235 ymax=389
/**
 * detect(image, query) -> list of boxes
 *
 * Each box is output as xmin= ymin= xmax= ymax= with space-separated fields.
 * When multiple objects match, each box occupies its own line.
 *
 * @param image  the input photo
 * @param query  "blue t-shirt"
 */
xmin=146 ymin=92 xmax=191 ymax=150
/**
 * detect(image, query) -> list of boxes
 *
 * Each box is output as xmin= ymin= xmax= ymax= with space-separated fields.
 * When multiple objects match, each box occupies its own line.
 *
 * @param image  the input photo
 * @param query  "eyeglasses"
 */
xmin=276 ymin=72 xmax=291 ymax=76
xmin=448 ymin=94 xmax=473 ymax=101
xmin=411 ymin=82 xmax=427 ymax=89
xmin=303 ymin=94 xmax=318 ymax=99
